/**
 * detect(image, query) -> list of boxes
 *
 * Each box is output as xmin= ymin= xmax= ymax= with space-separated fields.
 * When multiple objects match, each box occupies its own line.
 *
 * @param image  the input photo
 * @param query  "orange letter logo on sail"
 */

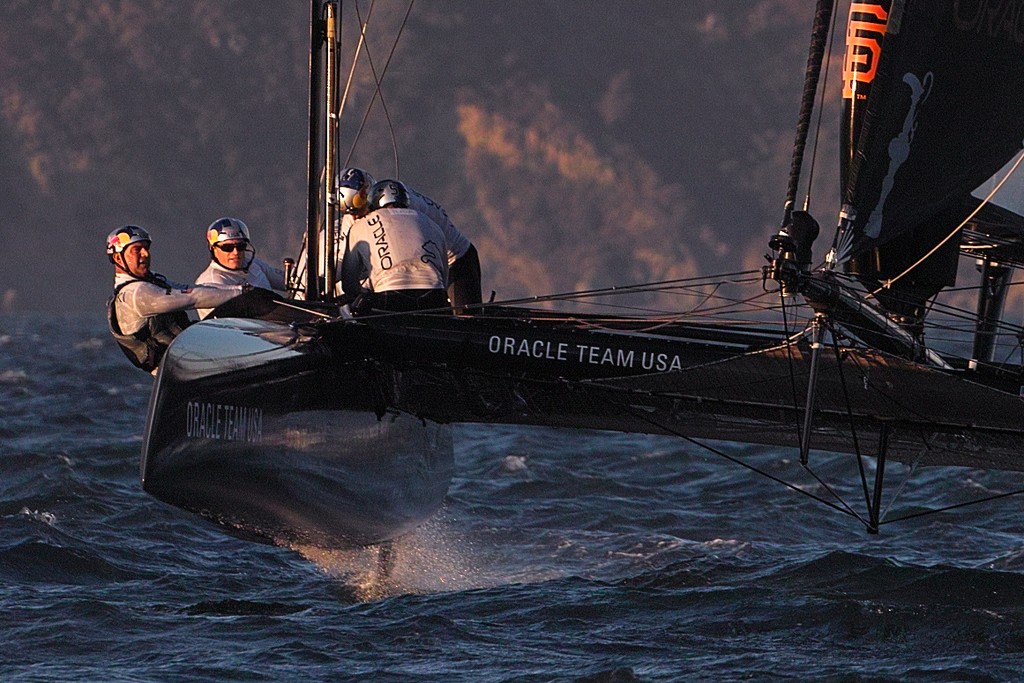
xmin=842 ymin=2 xmax=890 ymax=100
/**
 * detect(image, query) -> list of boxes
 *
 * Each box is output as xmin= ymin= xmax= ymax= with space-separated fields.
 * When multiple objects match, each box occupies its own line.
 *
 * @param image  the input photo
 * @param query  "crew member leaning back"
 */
xmin=106 ymin=225 xmax=247 ymax=374
xmin=195 ymin=216 xmax=286 ymax=318
xmin=337 ymin=167 xmax=482 ymax=312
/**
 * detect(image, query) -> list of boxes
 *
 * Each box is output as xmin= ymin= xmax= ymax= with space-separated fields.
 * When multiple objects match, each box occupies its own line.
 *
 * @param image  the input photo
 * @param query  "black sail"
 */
xmin=840 ymin=0 xmax=892 ymax=194
xmin=841 ymin=0 xmax=1024 ymax=321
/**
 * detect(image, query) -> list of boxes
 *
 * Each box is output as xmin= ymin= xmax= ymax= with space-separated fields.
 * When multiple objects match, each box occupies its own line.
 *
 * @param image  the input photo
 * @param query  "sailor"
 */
xmin=195 ymin=217 xmax=286 ymax=318
xmin=337 ymin=167 xmax=483 ymax=312
xmin=340 ymin=179 xmax=451 ymax=313
xmin=106 ymin=225 xmax=248 ymax=374
xmin=335 ymin=167 xmax=377 ymax=238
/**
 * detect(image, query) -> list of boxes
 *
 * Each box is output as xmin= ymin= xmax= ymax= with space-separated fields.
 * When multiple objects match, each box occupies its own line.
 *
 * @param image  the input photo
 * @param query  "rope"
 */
xmin=779 ymin=291 xmax=809 ymax=449
xmin=343 ymin=0 xmax=416 ymax=175
xmin=827 ymin=317 xmax=870 ymax=513
xmin=589 ymin=388 xmax=862 ymax=521
xmin=337 ymin=0 xmax=373 ymax=126
xmin=869 ymin=149 xmax=1024 ymax=296
xmin=801 ymin=0 xmax=841 ymax=212
xmin=588 ymin=379 xmax=1024 ymax=531
xmin=783 ymin=0 xmax=837 ymax=221
xmin=879 ymin=486 xmax=1024 ymax=525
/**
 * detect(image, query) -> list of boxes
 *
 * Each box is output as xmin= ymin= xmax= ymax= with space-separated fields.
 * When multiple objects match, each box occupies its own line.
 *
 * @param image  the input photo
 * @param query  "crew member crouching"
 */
xmin=340 ymin=180 xmax=450 ymax=313
xmin=336 ymin=168 xmax=482 ymax=312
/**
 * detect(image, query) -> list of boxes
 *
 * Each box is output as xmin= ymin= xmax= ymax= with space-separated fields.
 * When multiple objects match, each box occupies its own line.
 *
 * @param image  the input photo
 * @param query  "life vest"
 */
xmin=107 ymin=275 xmax=192 ymax=373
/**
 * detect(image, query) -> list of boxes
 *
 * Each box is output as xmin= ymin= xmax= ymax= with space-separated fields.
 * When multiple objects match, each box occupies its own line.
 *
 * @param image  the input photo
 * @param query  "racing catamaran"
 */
xmin=141 ymin=0 xmax=1024 ymax=548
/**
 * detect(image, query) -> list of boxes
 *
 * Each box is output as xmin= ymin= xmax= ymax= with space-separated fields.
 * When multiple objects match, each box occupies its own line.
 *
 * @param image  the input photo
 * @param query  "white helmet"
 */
xmin=206 ymin=217 xmax=251 ymax=247
xmin=369 ymin=179 xmax=410 ymax=210
xmin=106 ymin=225 xmax=151 ymax=256
xmin=337 ymin=167 xmax=376 ymax=214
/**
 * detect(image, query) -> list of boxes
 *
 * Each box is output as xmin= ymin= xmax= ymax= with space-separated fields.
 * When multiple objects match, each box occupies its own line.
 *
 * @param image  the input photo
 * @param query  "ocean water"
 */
xmin=3 ymin=311 xmax=1024 ymax=682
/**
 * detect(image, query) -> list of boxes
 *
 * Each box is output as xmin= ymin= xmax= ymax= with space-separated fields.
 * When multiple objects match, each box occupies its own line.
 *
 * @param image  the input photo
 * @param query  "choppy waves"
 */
xmin=2 ymin=312 xmax=1024 ymax=681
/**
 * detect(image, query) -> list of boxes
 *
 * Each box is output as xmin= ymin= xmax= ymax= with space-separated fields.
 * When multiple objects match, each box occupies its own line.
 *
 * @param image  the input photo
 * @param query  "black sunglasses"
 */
xmin=215 ymin=242 xmax=247 ymax=253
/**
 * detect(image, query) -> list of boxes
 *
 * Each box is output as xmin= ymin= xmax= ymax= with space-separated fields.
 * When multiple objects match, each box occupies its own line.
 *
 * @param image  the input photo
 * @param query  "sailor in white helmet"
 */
xmin=337 ymin=168 xmax=482 ymax=312
xmin=335 ymin=167 xmax=376 ymax=238
xmin=340 ymin=179 xmax=451 ymax=313
xmin=106 ymin=225 xmax=248 ymax=374
xmin=195 ymin=217 xmax=286 ymax=318
xmin=286 ymin=168 xmax=374 ymax=299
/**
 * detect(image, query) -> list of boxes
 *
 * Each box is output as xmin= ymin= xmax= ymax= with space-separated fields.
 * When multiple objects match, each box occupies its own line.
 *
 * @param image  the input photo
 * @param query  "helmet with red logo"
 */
xmin=338 ymin=167 xmax=376 ymax=214
xmin=206 ymin=217 xmax=251 ymax=247
xmin=106 ymin=225 xmax=151 ymax=257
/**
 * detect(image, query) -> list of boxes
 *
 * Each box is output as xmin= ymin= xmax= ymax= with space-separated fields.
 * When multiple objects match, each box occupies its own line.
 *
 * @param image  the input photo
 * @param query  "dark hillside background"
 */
xmin=0 ymin=0 xmax=842 ymax=312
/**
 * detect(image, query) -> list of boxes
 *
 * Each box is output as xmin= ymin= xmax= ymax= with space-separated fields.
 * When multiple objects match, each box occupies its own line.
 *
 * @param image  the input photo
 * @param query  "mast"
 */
xmin=303 ymin=1 xmax=341 ymax=302
xmin=768 ymin=1 xmax=832 ymax=298
xmin=322 ymin=1 xmax=340 ymax=297
xmin=781 ymin=0 xmax=835 ymax=225
xmin=304 ymin=1 xmax=324 ymax=301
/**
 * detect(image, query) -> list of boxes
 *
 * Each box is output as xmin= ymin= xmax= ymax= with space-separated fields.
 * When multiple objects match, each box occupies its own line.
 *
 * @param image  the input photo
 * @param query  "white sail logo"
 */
xmin=864 ymin=71 xmax=933 ymax=238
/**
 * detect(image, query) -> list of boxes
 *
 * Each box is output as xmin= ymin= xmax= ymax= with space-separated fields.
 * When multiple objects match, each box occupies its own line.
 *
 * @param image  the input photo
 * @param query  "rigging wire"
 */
xmin=821 ymin=270 xmax=1024 ymax=352
xmin=492 ymin=282 xmax=794 ymax=327
xmin=869 ymin=149 xmax=1024 ymax=296
xmin=582 ymin=373 xmax=1024 ymax=531
xmin=825 ymin=316 xmax=872 ymax=515
xmin=777 ymin=289 xmax=811 ymax=452
xmin=336 ymin=0 xmax=372 ymax=126
xmin=490 ymin=271 xmax=762 ymax=306
xmin=783 ymin=0 xmax=837 ymax=222
xmin=588 ymin=388 xmax=865 ymax=523
xmin=877 ymin=455 xmax=921 ymax=522
xmin=879 ymin=486 xmax=1024 ymax=526
xmin=800 ymin=0 xmax=841 ymax=212
xmin=343 ymin=0 xmax=417 ymax=176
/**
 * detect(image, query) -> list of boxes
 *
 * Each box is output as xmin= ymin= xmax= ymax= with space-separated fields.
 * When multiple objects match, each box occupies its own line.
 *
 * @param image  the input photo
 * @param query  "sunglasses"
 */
xmin=215 ymin=242 xmax=247 ymax=253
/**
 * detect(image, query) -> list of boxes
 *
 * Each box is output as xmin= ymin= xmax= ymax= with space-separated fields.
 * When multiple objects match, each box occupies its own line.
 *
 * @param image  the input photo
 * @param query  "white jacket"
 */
xmin=341 ymin=208 xmax=449 ymax=296
xmin=195 ymin=258 xmax=286 ymax=318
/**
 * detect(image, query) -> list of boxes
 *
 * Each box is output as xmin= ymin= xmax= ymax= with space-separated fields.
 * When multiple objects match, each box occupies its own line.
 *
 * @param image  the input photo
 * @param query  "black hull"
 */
xmin=142 ymin=307 xmax=1024 ymax=549
xmin=141 ymin=318 xmax=453 ymax=548
xmin=320 ymin=308 xmax=1024 ymax=473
